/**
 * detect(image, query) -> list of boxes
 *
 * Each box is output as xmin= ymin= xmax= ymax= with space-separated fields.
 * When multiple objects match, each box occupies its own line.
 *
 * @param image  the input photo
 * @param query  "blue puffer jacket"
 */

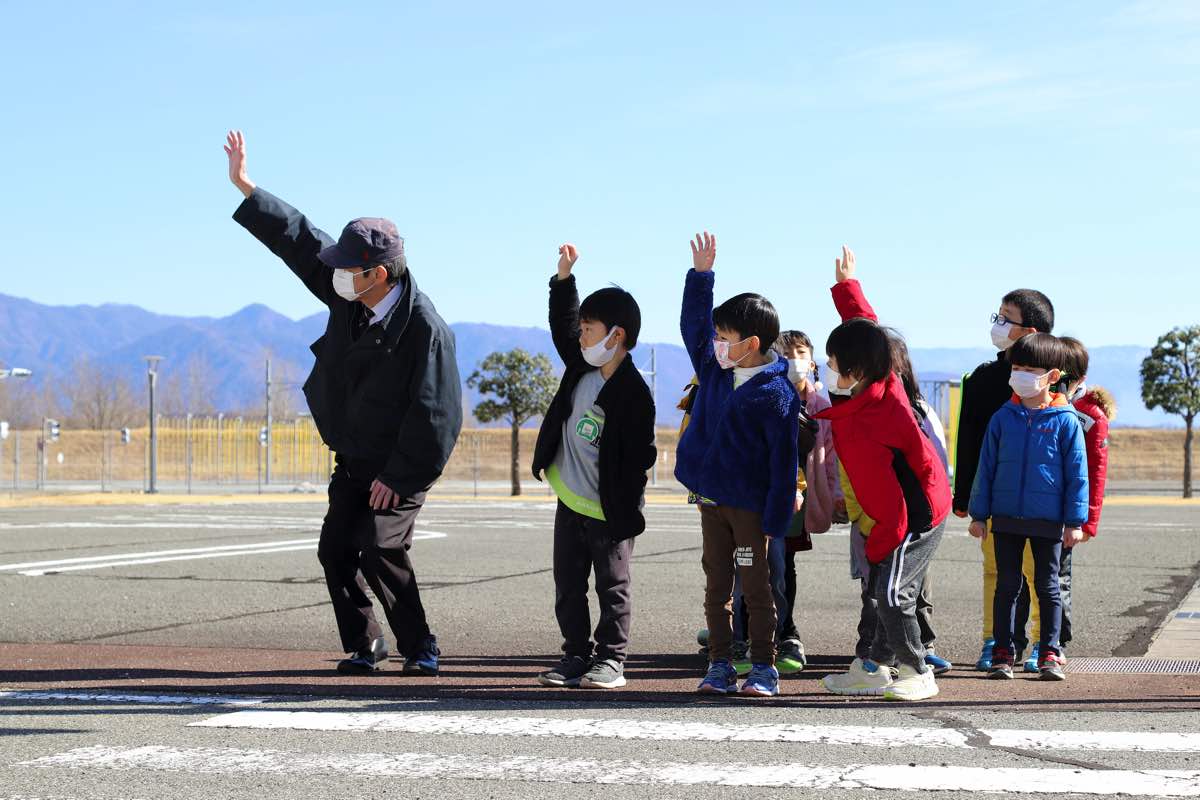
xmin=968 ymin=397 xmax=1089 ymax=539
xmin=674 ymin=269 xmax=801 ymax=538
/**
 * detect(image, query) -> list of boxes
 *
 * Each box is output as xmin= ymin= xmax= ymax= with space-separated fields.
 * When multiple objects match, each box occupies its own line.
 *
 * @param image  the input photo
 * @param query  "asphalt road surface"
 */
xmin=2 ymin=498 xmax=1199 ymax=798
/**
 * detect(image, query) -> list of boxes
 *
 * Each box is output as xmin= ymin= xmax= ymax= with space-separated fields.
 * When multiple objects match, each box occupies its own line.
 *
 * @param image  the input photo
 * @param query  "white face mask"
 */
xmin=332 ymin=268 xmax=375 ymax=302
xmin=581 ymin=328 xmax=618 ymax=368
xmin=1069 ymin=381 xmax=1088 ymax=402
xmin=787 ymin=358 xmax=812 ymax=384
xmin=991 ymin=321 xmax=1017 ymax=352
xmin=825 ymin=363 xmax=858 ymax=396
xmin=1009 ymin=370 xmax=1049 ymax=398
xmin=713 ymin=338 xmax=750 ymax=370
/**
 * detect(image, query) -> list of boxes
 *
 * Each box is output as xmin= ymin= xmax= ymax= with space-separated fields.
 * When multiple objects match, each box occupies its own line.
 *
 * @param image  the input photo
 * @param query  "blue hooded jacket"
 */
xmin=674 ymin=269 xmax=801 ymax=537
xmin=968 ymin=397 xmax=1089 ymax=539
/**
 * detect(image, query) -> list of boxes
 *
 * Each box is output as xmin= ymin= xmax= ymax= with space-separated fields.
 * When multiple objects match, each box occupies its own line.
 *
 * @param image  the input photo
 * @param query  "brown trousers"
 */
xmin=700 ymin=504 xmax=777 ymax=665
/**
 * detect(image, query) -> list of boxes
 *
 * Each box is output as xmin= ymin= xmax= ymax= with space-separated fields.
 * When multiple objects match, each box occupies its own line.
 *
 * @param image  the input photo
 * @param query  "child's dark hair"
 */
xmin=825 ymin=318 xmax=892 ymax=387
xmin=1002 ymin=289 xmax=1055 ymax=333
xmin=580 ymin=286 xmax=641 ymax=349
xmin=775 ymin=329 xmax=820 ymax=382
xmin=1008 ymin=332 xmax=1065 ymax=371
xmin=884 ymin=328 xmax=924 ymax=410
xmin=1059 ymin=336 xmax=1089 ymax=382
xmin=713 ymin=293 xmax=780 ymax=355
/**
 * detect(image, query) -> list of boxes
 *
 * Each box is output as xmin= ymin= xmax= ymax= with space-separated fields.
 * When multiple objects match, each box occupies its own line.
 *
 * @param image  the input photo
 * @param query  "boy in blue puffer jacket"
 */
xmin=676 ymin=232 xmax=801 ymax=698
xmin=968 ymin=333 xmax=1088 ymax=682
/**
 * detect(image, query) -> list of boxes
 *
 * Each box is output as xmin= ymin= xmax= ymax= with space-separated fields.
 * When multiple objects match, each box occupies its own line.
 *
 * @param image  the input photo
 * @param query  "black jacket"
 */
xmin=233 ymin=188 xmax=463 ymax=498
xmin=531 ymin=274 xmax=657 ymax=540
xmin=952 ymin=353 xmax=1012 ymax=513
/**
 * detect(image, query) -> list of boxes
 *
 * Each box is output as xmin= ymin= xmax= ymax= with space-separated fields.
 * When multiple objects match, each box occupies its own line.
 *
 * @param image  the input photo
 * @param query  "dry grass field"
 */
xmin=1 ymin=423 xmax=1192 ymax=490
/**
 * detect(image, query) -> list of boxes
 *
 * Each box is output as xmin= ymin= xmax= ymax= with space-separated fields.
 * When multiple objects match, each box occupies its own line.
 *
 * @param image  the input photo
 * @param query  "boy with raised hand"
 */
xmin=532 ymin=243 xmax=657 ymax=690
xmin=676 ymin=232 xmax=802 ymax=698
xmin=954 ymin=288 xmax=1055 ymax=671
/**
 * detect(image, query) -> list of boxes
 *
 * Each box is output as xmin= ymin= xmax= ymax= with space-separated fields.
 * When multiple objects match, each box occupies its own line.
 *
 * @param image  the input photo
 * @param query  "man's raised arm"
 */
xmin=224 ymin=130 xmax=339 ymax=307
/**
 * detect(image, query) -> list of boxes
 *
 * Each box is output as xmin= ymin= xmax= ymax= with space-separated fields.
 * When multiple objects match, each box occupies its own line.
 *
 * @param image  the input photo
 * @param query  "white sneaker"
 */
xmin=883 ymin=664 xmax=939 ymax=701
xmin=822 ymin=658 xmax=894 ymax=696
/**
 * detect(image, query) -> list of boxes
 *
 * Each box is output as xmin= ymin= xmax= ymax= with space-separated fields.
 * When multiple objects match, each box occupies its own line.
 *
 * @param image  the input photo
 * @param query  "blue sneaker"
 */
xmin=403 ymin=635 xmax=440 ymax=676
xmin=739 ymin=663 xmax=781 ymax=697
xmin=1023 ymin=643 xmax=1041 ymax=674
xmin=924 ymin=649 xmax=952 ymax=675
xmin=697 ymin=660 xmax=738 ymax=695
xmin=975 ymin=638 xmax=995 ymax=672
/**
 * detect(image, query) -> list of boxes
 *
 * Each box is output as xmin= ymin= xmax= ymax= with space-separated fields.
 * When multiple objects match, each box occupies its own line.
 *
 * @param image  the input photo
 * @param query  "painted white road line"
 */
xmin=188 ymin=710 xmax=1200 ymax=753
xmin=18 ymin=745 xmax=1200 ymax=795
xmin=0 ymin=522 xmax=320 ymax=531
xmin=0 ymin=531 xmax=447 ymax=576
xmin=0 ymin=690 xmax=265 ymax=707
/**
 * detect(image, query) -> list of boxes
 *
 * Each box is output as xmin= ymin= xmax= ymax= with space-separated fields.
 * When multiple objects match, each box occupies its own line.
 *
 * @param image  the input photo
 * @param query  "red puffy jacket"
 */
xmin=814 ymin=279 xmax=952 ymax=563
xmin=1073 ymin=387 xmax=1117 ymax=538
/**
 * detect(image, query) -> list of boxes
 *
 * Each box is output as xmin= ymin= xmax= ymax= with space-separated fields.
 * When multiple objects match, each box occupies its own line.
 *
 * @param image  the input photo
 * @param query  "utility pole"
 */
xmin=637 ymin=347 xmax=659 ymax=487
xmin=264 ymin=358 xmax=273 ymax=485
xmin=144 ymin=355 xmax=163 ymax=494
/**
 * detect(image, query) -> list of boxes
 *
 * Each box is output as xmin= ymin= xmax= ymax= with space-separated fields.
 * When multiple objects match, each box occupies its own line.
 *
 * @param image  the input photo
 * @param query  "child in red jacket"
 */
xmin=816 ymin=247 xmax=952 ymax=702
xmin=1058 ymin=336 xmax=1117 ymax=652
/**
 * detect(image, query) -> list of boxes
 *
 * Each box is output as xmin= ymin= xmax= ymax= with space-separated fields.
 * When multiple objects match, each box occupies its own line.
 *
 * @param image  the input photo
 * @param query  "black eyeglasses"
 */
xmin=990 ymin=313 xmax=1024 ymax=327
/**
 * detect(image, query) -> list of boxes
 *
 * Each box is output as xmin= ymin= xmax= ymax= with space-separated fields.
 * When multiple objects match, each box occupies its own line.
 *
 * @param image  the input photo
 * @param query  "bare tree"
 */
xmin=59 ymin=357 xmax=141 ymax=430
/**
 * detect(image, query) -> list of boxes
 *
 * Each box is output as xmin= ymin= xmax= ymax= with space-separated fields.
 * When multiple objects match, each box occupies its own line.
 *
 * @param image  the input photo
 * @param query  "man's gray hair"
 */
xmin=379 ymin=253 xmax=408 ymax=284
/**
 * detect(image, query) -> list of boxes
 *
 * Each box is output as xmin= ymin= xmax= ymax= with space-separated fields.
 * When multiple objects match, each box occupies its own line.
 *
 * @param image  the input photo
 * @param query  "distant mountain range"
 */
xmin=0 ymin=292 xmax=1177 ymax=428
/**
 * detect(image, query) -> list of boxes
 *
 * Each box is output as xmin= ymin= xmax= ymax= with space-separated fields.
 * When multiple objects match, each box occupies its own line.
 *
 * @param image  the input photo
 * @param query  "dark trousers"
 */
xmin=993 ymin=532 xmax=1062 ymax=657
xmin=856 ymin=569 xmax=937 ymax=661
xmin=318 ymin=459 xmax=431 ymax=658
xmin=782 ymin=550 xmax=800 ymax=640
xmin=1059 ymin=546 xmax=1074 ymax=647
xmin=553 ymin=502 xmax=634 ymax=663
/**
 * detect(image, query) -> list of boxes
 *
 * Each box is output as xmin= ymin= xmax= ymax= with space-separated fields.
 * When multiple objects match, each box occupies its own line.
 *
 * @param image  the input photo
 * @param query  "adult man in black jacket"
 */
xmin=224 ymin=131 xmax=462 ymax=675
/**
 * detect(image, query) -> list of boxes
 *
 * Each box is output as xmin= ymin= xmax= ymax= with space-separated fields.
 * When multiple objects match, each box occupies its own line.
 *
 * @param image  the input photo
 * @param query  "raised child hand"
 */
xmin=835 ymin=244 xmax=856 ymax=283
xmin=690 ymin=232 xmax=716 ymax=272
xmin=223 ymin=130 xmax=255 ymax=198
xmin=557 ymin=243 xmax=579 ymax=279
xmin=968 ymin=520 xmax=988 ymax=540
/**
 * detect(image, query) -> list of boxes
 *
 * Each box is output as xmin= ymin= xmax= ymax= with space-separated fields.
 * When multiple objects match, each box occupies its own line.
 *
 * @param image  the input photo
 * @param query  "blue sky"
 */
xmin=1 ymin=1 xmax=1197 ymax=350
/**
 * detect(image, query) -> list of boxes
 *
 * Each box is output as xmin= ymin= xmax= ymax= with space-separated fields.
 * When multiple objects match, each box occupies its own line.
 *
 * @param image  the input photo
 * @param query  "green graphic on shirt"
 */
xmin=575 ymin=410 xmax=603 ymax=446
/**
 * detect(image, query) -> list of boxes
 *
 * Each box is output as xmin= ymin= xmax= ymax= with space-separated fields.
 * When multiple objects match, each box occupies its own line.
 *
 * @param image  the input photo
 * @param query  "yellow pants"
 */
xmin=981 ymin=526 xmax=1039 ymax=641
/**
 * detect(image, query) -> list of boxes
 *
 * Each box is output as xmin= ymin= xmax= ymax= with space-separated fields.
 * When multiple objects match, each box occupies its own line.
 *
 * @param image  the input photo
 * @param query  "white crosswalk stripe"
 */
xmin=191 ymin=709 xmax=1200 ymax=753
xmin=18 ymin=745 xmax=1200 ymax=795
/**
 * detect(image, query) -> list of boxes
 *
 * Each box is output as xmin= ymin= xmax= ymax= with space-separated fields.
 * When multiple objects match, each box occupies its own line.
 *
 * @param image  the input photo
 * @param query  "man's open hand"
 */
xmin=369 ymin=479 xmax=402 ymax=511
xmin=224 ymin=130 xmax=255 ymax=198
xmin=835 ymin=245 xmax=856 ymax=283
xmin=557 ymin=243 xmax=579 ymax=279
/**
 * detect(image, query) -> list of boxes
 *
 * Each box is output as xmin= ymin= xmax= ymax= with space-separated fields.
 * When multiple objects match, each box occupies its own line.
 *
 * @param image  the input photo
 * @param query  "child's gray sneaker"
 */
xmin=538 ymin=655 xmax=589 ymax=688
xmin=580 ymin=658 xmax=626 ymax=689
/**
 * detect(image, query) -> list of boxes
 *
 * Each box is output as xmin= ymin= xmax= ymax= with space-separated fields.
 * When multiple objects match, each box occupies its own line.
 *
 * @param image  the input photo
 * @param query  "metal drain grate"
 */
xmin=1067 ymin=657 xmax=1200 ymax=674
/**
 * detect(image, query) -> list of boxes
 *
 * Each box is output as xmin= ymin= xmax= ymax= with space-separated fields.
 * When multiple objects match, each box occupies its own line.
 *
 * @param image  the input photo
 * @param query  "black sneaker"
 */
xmin=538 ymin=655 xmax=589 ymax=688
xmin=402 ymin=635 xmax=440 ymax=676
xmin=580 ymin=658 xmax=626 ymax=689
xmin=336 ymin=636 xmax=388 ymax=675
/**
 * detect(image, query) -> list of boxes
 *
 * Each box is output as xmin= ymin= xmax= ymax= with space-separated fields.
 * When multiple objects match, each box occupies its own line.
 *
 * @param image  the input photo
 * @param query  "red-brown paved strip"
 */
xmin=2 ymin=642 xmax=1197 ymax=712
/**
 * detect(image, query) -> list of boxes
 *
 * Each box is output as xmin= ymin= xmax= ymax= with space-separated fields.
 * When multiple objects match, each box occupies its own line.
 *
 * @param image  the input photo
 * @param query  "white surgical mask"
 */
xmin=1009 ymin=370 xmax=1049 ymax=398
xmin=714 ymin=338 xmax=750 ymax=370
xmin=825 ymin=363 xmax=858 ymax=396
xmin=991 ymin=321 xmax=1016 ymax=352
xmin=1069 ymin=381 xmax=1088 ymax=402
xmin=787 ymin=358 xmax=812 ymax=384
xmin=332 ymin=268 xmax=374 ymax=302
xmin=581 ymin=328 xmax=618 ymax=368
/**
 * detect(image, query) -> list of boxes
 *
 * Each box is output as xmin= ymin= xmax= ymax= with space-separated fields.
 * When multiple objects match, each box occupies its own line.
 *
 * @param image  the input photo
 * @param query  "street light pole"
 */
xmin=264 ymin=358 xmax=272 ymax=485
xmin=144 ymin=356 xmax=163 ymax=494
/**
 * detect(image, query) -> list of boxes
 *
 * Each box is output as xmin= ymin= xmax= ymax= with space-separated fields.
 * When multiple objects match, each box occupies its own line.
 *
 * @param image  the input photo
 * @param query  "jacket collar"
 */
xmin=1005 ymin=392 xmax=1072 ymax=415
xmin=815 ymin=372 xmax=896 ymax=420
xmin=380 ymin=273 xmax=416 ymax=348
